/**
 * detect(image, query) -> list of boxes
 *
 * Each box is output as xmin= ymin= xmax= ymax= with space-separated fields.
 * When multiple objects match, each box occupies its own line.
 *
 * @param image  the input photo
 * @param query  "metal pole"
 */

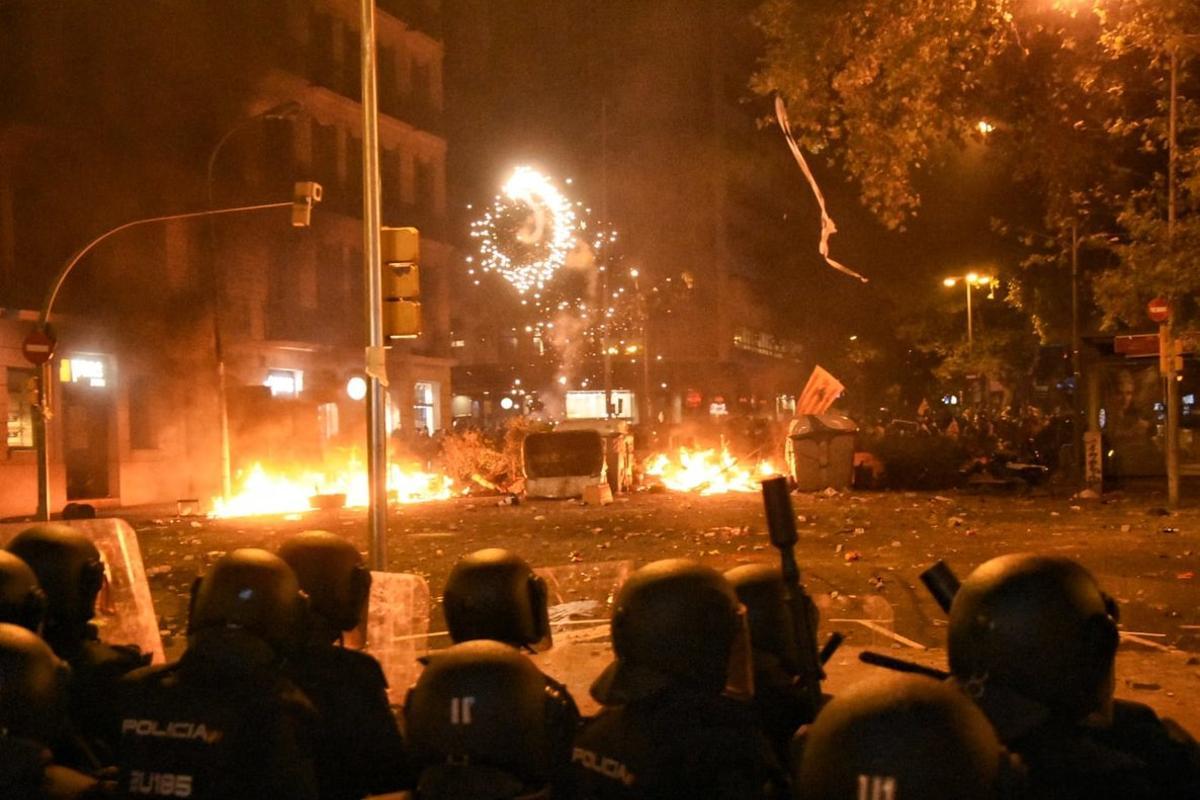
xmin=360 ymin=0 xmax=389 ymax=569
xmin=1165 ymin=46 xmax=1180 ymax=509
xmin=1071 ymin=222 xmax=1083 ymax=481
xmin=34 ymin=362 xmax=51 ymax=521
xmin=601 ymin=98 xmax=613 ymax=418
xmin=966 ymin=281 xmax=973 ymax=351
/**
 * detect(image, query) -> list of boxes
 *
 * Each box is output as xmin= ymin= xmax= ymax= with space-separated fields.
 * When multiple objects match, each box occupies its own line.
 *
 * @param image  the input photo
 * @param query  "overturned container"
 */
xmin=786 ymin=414 xmax=858 ymax=491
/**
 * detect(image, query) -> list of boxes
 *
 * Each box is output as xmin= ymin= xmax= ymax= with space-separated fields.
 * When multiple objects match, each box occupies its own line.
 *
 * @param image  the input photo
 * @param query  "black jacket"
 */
xmin=111 ymin=628 xmax=318 ymax=800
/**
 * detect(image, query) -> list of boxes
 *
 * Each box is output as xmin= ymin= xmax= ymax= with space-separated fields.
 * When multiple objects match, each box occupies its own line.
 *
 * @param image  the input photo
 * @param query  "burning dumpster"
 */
xmin=786 ymin=414 xmax=858 ymax=491
xmin=523 ymin=429 xmax=607 ymax=498
xmin=555 ymin=419 xmax=635 ymax=495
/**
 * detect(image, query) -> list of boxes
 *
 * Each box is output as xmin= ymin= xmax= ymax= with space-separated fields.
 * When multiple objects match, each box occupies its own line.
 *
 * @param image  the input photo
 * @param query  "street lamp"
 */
xmin=941 ymin=272 xmax=993 ymax=350
xmin=206 ymin=101 xmax=304 ymax=501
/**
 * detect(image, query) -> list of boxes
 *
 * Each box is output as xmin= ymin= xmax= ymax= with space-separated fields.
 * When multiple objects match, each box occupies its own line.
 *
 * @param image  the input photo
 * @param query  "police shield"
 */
xmin=360 ymin=570 xmax=431 ymax=705
xmin=0 ymin=518 xmax=165 ymax=663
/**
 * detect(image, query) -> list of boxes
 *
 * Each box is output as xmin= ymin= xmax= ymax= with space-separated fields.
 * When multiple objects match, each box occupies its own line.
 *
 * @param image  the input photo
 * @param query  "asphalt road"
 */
xmin=124 ymin=487 xmax=1200 ymax=729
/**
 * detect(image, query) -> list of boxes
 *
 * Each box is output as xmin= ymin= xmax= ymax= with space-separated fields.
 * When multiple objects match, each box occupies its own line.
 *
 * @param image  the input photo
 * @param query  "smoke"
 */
xmin=544 ymin=237 xmax=601 ymax=384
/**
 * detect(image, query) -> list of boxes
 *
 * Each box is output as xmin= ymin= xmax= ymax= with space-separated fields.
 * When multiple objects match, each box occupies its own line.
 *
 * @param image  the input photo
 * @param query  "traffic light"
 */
xmin=382 ymin=226 xmax=421 ymax=339
xmin=292 ymin=181 xmax=323 ymax=227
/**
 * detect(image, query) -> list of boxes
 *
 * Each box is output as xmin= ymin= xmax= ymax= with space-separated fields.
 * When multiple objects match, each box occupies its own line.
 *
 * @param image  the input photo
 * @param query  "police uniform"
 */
xmin=114 ymin=628 xmax=318 ymax=800
xmin=573 ymin=684 xmax=785 ymax=799
xmin=278 ymin=531 xmax=411 ymax=798
xmin=572 ymin=560 xmax=788 ymax=800
xmin=947 ymin=554 xmax=1200 ymax=800
xmin=286 ymin=644 xmax=410 ymax=799
xmin=972 ymin=684 xmax=1200 ymax=800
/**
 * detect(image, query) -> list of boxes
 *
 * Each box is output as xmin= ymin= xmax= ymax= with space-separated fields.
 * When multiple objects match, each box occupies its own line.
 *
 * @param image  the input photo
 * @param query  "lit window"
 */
xmin=264 ymin=369 xmax=303 ymax=397
xmin=6 ymin=368 xmax=35 ymax=449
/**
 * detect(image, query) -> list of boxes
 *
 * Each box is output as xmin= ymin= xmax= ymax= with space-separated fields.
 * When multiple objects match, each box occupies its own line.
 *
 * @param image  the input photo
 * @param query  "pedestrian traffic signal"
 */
xmin=382 ymin=226 xmax=421 ymax=339
xmin=292 ymin=181 xmax=323 ymax=227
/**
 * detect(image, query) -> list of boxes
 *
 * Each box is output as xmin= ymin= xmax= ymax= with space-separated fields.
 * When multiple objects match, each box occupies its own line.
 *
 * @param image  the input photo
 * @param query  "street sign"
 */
xmin=1114 ymin=334 xmax=1159 ymax=357
xmin=1148 ymin=297 xmax=1170 ymax=323
xmin=21 ymin=328 xmax=56 ymax=365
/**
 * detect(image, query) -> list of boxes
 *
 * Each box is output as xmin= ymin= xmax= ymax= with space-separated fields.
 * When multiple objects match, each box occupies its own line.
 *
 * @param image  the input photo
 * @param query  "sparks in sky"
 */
xmin=470 ymin=166 xmax=580 ymax=295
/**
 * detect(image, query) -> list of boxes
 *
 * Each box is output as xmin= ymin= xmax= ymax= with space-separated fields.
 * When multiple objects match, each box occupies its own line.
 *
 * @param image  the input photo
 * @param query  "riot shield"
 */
xmin=529 ymin=559 xmax=632 ymax=714
xmin=361 ymin=570 xmax=431 ymax=705
xmin=0 ymin=518 xmax=165 ymax=663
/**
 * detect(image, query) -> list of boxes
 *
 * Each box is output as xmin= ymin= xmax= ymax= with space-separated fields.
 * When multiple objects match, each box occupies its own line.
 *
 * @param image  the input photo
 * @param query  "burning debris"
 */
xmin=643 ymin=446 xmax=778 ymax=496
xmin=211 ymin=461 xmax=455 ymax=518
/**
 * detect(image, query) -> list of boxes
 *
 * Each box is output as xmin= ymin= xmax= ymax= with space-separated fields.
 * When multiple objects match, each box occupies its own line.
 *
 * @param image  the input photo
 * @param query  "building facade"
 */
xmin=0 ymin=0 xmax=452 ymax=516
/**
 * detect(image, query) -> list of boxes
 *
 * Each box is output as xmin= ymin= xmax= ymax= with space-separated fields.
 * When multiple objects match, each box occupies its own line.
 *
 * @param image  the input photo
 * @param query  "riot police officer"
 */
xmin=112 ymin=548 xmax=318 ymax=800
xmin=443 ymin=549 xmax=581 ymax=776
xmin=949 ymin=553 xmax=1200 ymax=799
xmin=278 ymin=530 xmax=409 ymax=798
xmin=726 ymin=563 xmax=821 ymax=762
xmin=795 ymin=672 xmax=1016 ymax=800
xmin=573 ymin=558 xmax=786 ymax=799
xmin=405 ymin=639 xmax=573 ymax=799
xmin=6 ymin=523 xmax=148 ymax=759
xmin=0 ymin=550 xmax=46 ymax=633
xmin=0 ymin=622 xmax=101 ymax=799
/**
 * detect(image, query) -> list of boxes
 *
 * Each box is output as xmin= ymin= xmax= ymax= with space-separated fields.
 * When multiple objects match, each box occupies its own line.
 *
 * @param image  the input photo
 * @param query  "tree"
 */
xmin=752 ymin=0 xmax=1200 ymax=329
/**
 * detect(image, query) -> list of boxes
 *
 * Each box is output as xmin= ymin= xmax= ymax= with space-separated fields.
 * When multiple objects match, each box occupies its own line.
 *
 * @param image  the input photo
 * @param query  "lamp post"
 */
xmin=206 ymin=101 xmax=303 ymax=502
xmin=941 ymin=272 xmax=992 ymax=351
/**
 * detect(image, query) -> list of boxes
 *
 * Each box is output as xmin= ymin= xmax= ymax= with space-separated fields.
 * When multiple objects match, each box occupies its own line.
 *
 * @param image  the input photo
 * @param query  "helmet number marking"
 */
xmin=450 ymin=696 xmax=476 ymax=725
xmin=857 ymin=775 xmax=896 ymax=800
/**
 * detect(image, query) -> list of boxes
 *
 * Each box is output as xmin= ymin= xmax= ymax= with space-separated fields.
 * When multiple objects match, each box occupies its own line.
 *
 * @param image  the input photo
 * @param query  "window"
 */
xmin=6 ymin=368 xmax=35 ymax=449
xmin=264 ymin=369 xmax=304 ymax=398
xmin=128 ymin=376 xmax=158 ymax=450
xmin=413 ymin=381 xmax=438 ymax=432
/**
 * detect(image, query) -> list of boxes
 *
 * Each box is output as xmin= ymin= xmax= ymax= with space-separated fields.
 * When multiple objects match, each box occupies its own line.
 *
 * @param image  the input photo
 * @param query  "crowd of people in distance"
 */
xmin=1 ymin=521 xmax=1198 ymax=799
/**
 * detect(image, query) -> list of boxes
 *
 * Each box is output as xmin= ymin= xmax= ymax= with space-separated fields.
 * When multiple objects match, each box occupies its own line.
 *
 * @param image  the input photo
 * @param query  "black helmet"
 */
xmin=0 ymin=622 xmax=72 ymax=745
xmin=188 ymin=548 xmax=306 ymax=654
xmin=0 ymin=551 xmax=47 ymax=634
xmin=443 ymin=549 xmax=551 ymax=651
xmin=6 ymin=523 xmax=105 ymax=628
xmin=725 ymin=563 xmax=804 ymax=674
xmin=948 ymin=554 xmax=1118 ymax=722
xmin=592 ymin=559 xmax=743 ymax=704
xmin=404 ymin=640 xmax=556 ymax=795
xmin=797 ymin=673 xmax=1007 ymax=800
xmin=278 ymin=531 xmax=371 ymax=635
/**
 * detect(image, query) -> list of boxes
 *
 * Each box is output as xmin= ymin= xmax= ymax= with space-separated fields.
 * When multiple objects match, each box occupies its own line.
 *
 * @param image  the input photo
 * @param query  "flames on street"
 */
xmin=211 ymin=459 xmax=455 ymax=518
xmin=644 ymin=446 xmax=778 ymax=495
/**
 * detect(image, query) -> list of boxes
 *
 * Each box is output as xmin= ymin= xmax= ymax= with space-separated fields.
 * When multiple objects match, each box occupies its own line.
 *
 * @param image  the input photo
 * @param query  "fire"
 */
xmin=211 ymin=460 xmax=454 ymax=518
xmin=644 ymin=446 xmax=779 ymax=495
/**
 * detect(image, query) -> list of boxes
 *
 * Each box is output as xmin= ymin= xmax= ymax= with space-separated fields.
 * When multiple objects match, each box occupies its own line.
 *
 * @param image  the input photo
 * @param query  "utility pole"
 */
xmin=1071 ymin=221 xmax=1083 ymax=481
xmin=360 ymin=0 xmax=389 ymax=569
xmin=1163 ymin=44 xmax=1181 ymax=509
xmin=600 ymin=98 xmax=613 ymax=419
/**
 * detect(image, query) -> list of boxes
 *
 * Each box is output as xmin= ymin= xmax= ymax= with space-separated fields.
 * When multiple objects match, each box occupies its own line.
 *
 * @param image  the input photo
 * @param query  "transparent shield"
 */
xmin=529 ymin=560 xmax=632 ymax=714
xmin=361 ymin=570 xmax=431 ymax=705
xmin=0 ymin=519 xmax=165 ymax=663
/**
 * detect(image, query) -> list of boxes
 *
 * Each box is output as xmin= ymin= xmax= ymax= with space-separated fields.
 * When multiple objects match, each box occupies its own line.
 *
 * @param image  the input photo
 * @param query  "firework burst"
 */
xmin=469 ymin=166 xmax=580 ymax=296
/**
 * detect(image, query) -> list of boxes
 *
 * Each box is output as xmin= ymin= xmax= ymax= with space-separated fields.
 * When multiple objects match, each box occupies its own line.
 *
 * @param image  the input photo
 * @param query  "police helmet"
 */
xmin=6 ymin=523 xmax=105 ymax=628
xmin=0 ymin=622 xmax=71 ymax=744
xmin=592 ymin=559 xmax=743 ymax=704
xmin=948 ymin=554 xmax=1118 ymax=722
xmin=188 ymin=548 xmax=307 ymax=654
xmin=278 ymin=531 xmax=371 ymax=635
xmin=797 ymin=673 xmax=1007 ymax=800
xmin=443 ymin=549 xmax=551 ymax=651
xmin=404 ymin=640 xmax=556 ymax=794
xmin=0 ymin=551 xmax=46 ymax=634
xmin=725 ymin=563 xmax=804 ymax=674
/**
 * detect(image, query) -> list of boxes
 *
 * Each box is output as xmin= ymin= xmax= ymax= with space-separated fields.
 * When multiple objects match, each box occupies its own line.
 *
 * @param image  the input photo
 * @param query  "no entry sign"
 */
xmin=1147 ymin=297 xmax=1170 ymax=324
xmin=21 ymin=328 xmax=56 ymax=365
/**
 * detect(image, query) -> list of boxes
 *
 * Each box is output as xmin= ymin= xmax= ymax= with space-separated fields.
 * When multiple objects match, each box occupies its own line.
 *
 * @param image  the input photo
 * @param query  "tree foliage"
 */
xmin=753 ymin=0 xmax=1200 ymax=329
